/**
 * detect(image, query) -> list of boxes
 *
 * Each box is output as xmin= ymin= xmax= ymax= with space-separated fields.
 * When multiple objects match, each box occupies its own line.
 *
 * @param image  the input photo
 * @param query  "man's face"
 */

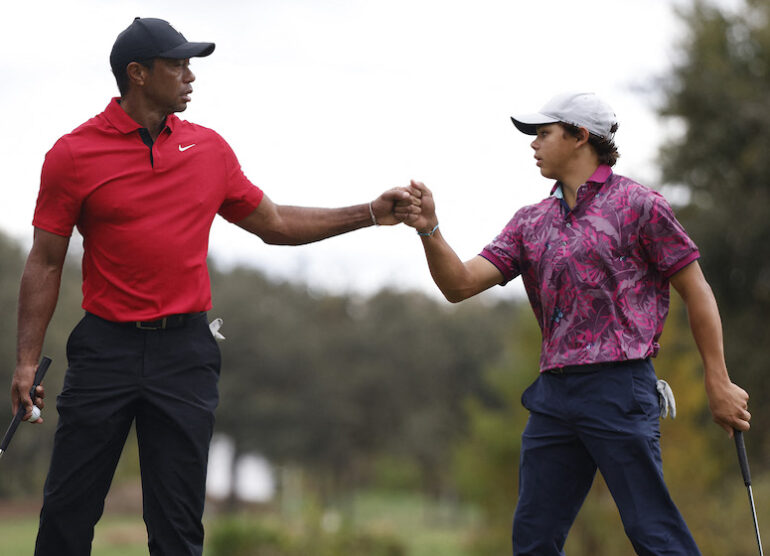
xmin=142 ymin=58 xmax=196 ymax=114
xmin=530 ymin=123 xmax=580 ymax=180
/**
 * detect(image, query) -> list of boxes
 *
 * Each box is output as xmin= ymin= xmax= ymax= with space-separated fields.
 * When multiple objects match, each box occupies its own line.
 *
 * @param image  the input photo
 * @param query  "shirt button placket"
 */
xmin=562 ymin=217 xmax=571 ymax=249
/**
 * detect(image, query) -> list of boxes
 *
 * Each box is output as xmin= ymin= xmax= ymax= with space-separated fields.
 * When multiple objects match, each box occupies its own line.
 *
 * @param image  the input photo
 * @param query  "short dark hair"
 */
xmin=560 ymin=122 xmax=620 ymax=167
xmin=112 ymin=58 xmax=155 ymax=97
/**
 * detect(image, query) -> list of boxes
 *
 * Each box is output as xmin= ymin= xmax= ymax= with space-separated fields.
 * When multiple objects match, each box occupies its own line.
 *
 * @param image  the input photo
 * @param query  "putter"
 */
xmin=735 ymin=429 xmax=764 ymax=556
xmin=0 ymin=356 xmax=52 ymax=460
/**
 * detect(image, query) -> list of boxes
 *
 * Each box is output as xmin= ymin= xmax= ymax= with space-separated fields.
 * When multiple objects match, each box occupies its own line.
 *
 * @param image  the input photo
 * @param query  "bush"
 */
xmin=207 ymin=515 xmax=407 ymax=556
xmin=313 ymin=530 xmax=406 ymax=556
xmin=207 ymin=518 xmax=294 ymax=556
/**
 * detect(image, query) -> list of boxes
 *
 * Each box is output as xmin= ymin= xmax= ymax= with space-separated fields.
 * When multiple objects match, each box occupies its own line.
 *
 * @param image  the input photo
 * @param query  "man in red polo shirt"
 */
xmin=11 ymin=17 xmax=413 ymax=556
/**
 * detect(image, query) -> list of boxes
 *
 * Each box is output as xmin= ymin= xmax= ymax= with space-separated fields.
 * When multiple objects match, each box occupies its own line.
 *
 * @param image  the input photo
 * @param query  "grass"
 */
xmin=0 ymin=514 xmax=149 ymax=556
xmin=346 ymin=491 xmax=477 ymax=556
xmin=0 ymin=491 xmax=478 ymax=555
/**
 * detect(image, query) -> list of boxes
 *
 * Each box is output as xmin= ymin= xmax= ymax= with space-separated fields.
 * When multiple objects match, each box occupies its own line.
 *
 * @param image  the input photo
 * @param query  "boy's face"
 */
xmin=530 ymin=123 xmax=581 ymax=180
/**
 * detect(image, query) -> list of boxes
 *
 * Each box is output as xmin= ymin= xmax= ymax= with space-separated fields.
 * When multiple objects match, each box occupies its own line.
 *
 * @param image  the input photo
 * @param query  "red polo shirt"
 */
xmin=33 ymin=98 xmax=264 ymax=321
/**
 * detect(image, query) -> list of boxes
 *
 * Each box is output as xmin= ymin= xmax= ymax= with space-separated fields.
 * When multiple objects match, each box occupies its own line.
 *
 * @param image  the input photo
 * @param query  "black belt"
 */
xmin=87 ymin=311 xmax=205 ymax=330
xmin=545 ymin=359 xmax=643 ymax=375
xmin=134 ymin=312 xmax=204 ymax=330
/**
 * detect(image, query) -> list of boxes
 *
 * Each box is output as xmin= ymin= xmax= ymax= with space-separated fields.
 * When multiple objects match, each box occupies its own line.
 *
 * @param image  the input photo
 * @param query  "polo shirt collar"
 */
xmin=550 ymin=164 xmax=613 ymax=198
xmin=103 ymin=97 xmax=179 ymax=135
xmin=587 ymin=164 xmax=613 ymax=184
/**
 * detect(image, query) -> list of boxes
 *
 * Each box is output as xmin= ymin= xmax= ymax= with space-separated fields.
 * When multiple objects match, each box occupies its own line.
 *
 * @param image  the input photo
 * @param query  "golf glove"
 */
xmin=656 ymin=379 xmax=676 ymax=419
xmin=209 ymin=317 xmax=225 ymax=341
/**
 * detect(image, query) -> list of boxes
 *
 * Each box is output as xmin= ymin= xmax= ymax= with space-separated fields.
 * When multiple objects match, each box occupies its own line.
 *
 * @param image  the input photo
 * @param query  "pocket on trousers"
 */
xmin=629 ymin=361 xmax=659 ymax=420
xmin=192 ymin=318 xmax=222 ymax=377
xmin=521 ymin=375 xmax=542 ymax=412
xmin=65 ymin=314 xmax=90 ymax=360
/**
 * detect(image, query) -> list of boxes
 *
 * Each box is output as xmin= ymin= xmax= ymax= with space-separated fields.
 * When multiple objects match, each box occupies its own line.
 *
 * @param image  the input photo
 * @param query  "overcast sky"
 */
xmin=1 ymin=0 xmax=705 ymax=301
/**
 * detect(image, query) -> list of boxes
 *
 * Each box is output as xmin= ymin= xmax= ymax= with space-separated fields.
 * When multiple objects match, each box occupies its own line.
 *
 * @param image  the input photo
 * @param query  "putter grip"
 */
xmin=0 ymin=356 xmax=52 ymax=452
xmin=30 ymin=356 xmax=52 ymax=396
xmin=735 ymin=429 xmax=752 ymax=487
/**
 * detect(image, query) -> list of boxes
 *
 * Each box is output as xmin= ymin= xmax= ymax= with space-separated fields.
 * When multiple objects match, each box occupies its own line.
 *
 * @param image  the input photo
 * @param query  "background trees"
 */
xmin=2 ymin=1 xmax=770 ymax=553
xmin=659 ymin=0 xmax=770 ymax=457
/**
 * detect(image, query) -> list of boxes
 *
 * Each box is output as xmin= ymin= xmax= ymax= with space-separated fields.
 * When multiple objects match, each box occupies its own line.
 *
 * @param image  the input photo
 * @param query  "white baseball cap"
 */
xmin=511 ymin=92 xmax=618 ymax=140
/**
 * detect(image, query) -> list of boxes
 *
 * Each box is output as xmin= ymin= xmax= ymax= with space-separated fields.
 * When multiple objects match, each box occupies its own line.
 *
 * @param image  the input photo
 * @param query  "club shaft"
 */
xmin=735 ymin=430 xmax=764 ymax=556
xmin=0 ymin=407 xmax=25 ymax=453
xmin=747 ymin=485 xmax=764 ymax=556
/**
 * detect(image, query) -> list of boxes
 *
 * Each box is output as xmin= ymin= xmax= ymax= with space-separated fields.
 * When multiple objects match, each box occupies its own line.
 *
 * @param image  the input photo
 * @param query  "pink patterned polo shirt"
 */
xmin=480 ymin=165 xmax=700 ymax=372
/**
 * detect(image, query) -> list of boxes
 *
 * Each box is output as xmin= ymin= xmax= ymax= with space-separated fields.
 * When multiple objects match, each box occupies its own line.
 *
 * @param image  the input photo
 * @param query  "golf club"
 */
xmin=735 ymin=429 xmax=763 ymax=556
xmin=0 ymin=356 xmax=52 ymax=460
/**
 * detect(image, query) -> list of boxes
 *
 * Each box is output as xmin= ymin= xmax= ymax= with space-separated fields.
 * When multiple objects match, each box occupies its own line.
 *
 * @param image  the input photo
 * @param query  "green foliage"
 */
xmin=209 ymin=264 xmax=515 ymax=498
xmin=207 ymin=518 xmax=294 ymax=556
xmin=659 ymin=0 xmax=770 ymax=457
xmin=206 ymin=514 xmax=406 ymax=556
xmin=451 ymin=303 xmax=540 ymax=553
xmin=1 ymin=489 xmax=474 ymax=555
xmin=369 ymin=454 xmax=422 ymax=492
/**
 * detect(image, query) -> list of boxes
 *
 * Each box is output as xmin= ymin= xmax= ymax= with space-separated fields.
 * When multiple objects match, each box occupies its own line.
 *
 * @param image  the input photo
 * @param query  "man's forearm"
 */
xmin=263 ymin=204 xmax=373 ymax=245
xmin=238 ymin=188 xmax=412 ymax=245
xmin=17 ymin=259 xmax=63 ymax=367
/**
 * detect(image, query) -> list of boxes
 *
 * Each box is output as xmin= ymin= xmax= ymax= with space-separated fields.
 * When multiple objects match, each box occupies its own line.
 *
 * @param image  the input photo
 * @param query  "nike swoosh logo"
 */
xmin=178 ymin=144 xmax=197 ymax=152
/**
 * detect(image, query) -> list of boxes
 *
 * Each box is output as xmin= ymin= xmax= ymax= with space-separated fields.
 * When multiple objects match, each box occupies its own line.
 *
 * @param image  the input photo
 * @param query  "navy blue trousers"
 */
xmin=512 ymin=359 xmax=700 ymax=555
xmin=35 ymin=312 xmax=220 ymax=556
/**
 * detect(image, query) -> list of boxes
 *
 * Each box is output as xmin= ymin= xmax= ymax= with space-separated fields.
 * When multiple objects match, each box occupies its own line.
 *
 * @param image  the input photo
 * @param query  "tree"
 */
xmin=0 ymin=232 xmax=83 ymax=497
xmin=658 ymin=0 xmax=770 ymax=456
xmin=209 ymin=264 xmax=515 ymax=502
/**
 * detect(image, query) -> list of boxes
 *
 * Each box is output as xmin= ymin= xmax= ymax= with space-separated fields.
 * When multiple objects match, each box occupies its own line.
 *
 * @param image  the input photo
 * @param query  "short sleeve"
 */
xmin=216 ymin=135 xmax=264 ymax=223
xmin=638 ymin=191 xmax=700 ymax=278
xmin=32 ymin=138 xmax=83 ymax=237
xmin=479 ymin=214 xmax=523 ymax=285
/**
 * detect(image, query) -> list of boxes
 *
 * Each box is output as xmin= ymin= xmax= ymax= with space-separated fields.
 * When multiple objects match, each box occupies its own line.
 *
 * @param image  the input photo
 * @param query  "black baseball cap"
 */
xmin=110 ymin=17 xmax=215 ymax=75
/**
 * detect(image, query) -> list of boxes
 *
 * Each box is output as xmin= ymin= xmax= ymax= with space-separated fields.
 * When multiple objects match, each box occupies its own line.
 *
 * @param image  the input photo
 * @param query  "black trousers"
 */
xmin=35 ymin=312 xmax=221 ymax=556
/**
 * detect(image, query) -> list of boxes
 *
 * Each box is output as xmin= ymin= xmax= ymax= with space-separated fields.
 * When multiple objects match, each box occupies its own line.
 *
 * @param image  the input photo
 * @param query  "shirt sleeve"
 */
xmin=479 ymin=213 xmax=523 ymax=285
xmin=32 ymin=138 xmax=82 ymax=237
xmin=216 ymin=134 xmax=264 ymax=223
xmin=638 ymin=191 xmax=700 ymax=278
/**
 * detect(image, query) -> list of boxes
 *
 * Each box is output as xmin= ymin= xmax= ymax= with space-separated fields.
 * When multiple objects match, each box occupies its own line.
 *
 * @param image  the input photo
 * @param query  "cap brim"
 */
xmin=160 ymin=41 xmax=216 ymax=60
xmin=510 ymin=113 xmax=559 ymax=135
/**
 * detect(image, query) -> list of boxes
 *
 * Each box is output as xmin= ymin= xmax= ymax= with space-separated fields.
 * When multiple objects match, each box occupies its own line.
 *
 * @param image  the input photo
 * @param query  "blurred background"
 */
xmin=2 ymin=0 xmax=770 ymax=554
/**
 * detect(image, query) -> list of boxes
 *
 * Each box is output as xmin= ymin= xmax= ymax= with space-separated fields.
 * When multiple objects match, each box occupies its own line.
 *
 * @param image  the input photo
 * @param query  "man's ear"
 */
xmin=126 ymin=61 xmax=149 ymax=88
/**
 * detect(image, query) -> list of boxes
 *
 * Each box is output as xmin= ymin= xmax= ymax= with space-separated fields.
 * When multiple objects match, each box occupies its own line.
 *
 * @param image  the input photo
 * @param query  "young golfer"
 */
xmin=405 ymin=92 xmax=751 ymax=555
xmin=11 ymin=17 xmax=411 ymax=556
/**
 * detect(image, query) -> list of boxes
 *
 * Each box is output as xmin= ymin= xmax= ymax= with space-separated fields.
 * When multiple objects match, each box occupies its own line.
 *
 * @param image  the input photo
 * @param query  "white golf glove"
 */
xmin=656 ymin=379 xmax=676 ymax=419
xmin=209 ymin=318 xmax=225 ymax=341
